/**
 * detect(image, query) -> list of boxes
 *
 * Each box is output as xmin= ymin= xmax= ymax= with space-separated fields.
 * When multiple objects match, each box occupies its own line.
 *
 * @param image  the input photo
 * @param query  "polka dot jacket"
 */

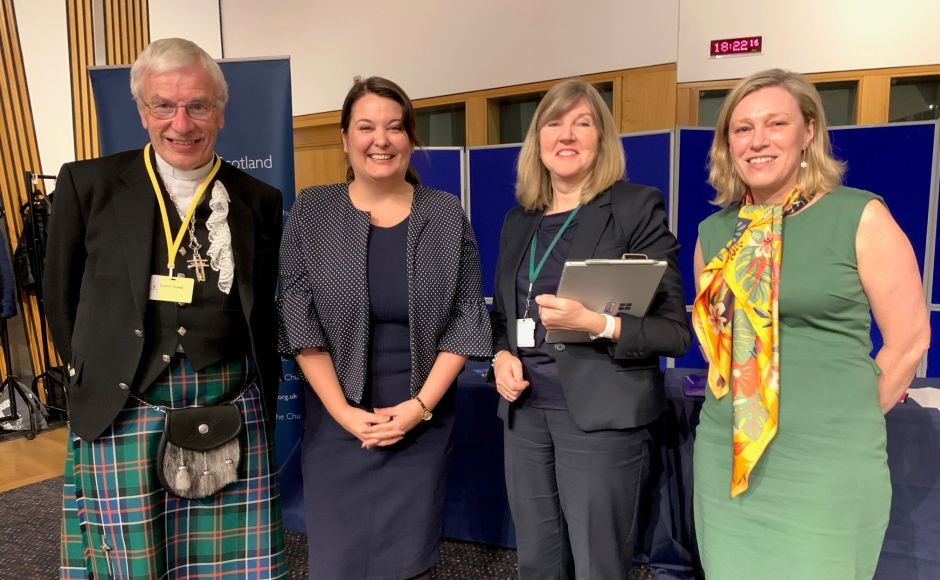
xmin=277 ymin=182 xmax=493 ymax=402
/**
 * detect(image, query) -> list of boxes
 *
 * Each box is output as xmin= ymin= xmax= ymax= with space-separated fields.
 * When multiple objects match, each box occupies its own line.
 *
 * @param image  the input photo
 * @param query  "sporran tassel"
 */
xmin=176 ymin=447 xmax=192 ymax=492
xmin=176 ymin=466 xmax=192 ymax=492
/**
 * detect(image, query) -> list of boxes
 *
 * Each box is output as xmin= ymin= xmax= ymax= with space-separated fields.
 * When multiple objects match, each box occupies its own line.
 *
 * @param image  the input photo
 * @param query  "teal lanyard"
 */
xmin=523 ymin=204 xmax=581 ymax=318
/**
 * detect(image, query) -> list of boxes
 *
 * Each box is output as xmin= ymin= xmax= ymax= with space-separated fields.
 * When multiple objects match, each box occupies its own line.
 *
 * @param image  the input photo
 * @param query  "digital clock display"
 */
xmin=710 ymin=35 xmax=762 ymax=57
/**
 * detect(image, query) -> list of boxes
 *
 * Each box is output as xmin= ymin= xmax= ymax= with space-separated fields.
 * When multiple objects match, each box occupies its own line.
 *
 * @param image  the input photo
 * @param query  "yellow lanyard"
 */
xmin=143 ymin=143 xmax=222 ymax=276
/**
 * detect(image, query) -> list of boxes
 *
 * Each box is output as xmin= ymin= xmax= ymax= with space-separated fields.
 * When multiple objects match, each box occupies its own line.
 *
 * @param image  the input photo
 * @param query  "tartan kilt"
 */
xmin=60 ymin=356 xmax=286 ymax=579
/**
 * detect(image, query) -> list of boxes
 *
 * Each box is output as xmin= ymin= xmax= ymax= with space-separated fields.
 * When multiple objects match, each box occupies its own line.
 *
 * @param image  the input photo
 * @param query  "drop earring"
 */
xmin=800 ymin=150 xmax=808 ymax=169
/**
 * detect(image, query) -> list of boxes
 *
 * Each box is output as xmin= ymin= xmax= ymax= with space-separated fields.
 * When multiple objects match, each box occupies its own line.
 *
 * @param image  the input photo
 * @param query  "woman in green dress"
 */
xmin=691 ymin=69 xmax=930 ymax=579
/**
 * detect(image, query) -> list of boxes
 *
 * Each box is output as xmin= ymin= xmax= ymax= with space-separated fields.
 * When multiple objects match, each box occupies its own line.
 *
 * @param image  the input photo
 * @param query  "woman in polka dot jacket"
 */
xmin=277 ymin=77 xmax=492 ymax=580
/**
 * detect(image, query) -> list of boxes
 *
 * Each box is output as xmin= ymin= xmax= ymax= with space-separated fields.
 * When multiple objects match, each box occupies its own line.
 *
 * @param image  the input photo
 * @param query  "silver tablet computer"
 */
xmin=545 ymin=258 xmax=667 ymax=344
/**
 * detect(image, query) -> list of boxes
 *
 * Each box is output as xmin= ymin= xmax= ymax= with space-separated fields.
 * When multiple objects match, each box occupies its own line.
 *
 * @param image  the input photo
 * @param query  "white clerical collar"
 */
xmin=153 ymin=151 xmax=215 ymax=182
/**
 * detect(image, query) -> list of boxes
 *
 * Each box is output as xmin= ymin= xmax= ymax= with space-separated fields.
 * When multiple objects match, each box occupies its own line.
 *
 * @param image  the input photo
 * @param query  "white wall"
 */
xmin=678 ymin=0 xmax=940 ymax=83
xmin=14 ymin=0 xmax=74 ymax=178
xmin=219 ymin=0 xmax=680 ymax=116
xmin=149 ymin=0 xmax=223 ymax=58
xmin=16 ymin=0 xmax=940 ymax=175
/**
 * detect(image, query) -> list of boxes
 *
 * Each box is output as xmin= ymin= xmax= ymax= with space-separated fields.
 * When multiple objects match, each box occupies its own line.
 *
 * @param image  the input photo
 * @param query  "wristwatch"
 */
xmin=589 ymin=313 xmax=616 ymax=340
xmin=413 ymin=395 xmax=433 ymax=421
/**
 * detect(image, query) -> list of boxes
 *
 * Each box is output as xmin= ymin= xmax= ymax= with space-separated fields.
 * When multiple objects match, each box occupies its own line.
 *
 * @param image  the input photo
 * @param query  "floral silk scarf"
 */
xmin=692 ymin=186 xmax=812 ymax=497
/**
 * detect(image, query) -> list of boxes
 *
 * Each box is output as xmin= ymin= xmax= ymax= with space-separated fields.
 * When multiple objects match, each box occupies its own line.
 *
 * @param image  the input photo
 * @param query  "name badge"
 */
xmin=149 ymin=274 xmax=194 ymax=303
xmin=516 ymin=318 xmax=536 ymax=348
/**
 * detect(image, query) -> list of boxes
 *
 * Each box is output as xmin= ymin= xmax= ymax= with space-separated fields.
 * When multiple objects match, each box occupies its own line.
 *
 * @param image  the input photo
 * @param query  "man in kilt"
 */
xmin=44 ymin=38 xmax=286 ymax=578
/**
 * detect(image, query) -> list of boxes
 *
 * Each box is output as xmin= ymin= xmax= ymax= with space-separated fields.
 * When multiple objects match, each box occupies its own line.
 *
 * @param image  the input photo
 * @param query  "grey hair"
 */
xmin=130 ymin=38 xmax=228 ymax=106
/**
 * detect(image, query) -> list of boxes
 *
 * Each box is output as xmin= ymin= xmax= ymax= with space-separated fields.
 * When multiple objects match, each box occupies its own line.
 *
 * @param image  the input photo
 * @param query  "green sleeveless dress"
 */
xmin=693 ymin=186 xmax=891 ymax=579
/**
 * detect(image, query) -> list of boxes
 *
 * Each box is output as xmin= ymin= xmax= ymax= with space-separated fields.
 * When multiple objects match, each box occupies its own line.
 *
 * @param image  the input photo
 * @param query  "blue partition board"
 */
xmin=929 ymin=311 xmax=940 ymax=377
xmin=829 ymin=123 xmax=936 ymax=292
xmin=411 ymin=147 xmax=462 ymax=199
xmin=672 ymin=312 xmax=707 ymax=369
xmin=621 ymin=131 xmax=672 ymax=214
xmin=467 ymin=146 xmax=522 ymax=297
xmin=675 ymin=128 xmax=721 ymax=305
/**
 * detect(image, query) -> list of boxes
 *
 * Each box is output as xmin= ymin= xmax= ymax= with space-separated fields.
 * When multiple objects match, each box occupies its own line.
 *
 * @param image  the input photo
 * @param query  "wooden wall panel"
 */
xmin=294 ymin=123 xmax=346 ymax=188
xmin=858 ymin=74 xmax=891 ymax=125
xmin=620 ymin=64 xmax=677 ymax=133
xmin=66 ymin=0 xmax=98 ymax=161
xmin=293 ymin=63 xmax=940 ymax=201
xmin=104 ymin=0 xmax=148 ymax=65
xmin=294 ymin=145 xmax=346 ymax=190
xmin=69 ymin=0 xmax=148 ymax=163
xmin=465 ymin=96 xmax=488 ymax=147
xmin=677 ymin=64 xmax=940 ymax=127
xmin=290 ymin=64 xmax=680 ymax=181
xmin=676 ymin=86 xmax=695 ymax=127
xmin=0 ymin=0 xmax=54 ymax=380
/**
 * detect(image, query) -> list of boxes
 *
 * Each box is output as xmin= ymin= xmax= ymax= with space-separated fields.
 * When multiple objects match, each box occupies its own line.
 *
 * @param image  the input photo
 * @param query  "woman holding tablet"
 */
xmin=489 ymin=79 xmax=690 ymax=578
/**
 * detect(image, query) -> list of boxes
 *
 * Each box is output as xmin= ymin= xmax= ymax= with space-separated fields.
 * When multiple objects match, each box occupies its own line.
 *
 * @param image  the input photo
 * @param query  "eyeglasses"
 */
xmin=143 ymin=100 xmax=217 ymax=120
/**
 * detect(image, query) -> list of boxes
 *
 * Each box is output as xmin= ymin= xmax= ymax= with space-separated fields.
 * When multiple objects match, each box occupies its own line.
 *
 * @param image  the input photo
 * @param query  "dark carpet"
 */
xmin=0 ymin=476 xmax=652 ymax=579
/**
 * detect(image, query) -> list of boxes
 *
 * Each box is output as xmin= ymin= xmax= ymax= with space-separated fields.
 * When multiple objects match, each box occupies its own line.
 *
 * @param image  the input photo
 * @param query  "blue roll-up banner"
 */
xmin=90 ymin=58 xmax=306 ymax=531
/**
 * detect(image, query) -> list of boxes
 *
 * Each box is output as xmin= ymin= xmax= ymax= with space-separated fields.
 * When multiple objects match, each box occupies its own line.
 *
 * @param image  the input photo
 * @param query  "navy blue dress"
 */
xmin=302 ymin=217 xmax=456 ymax=580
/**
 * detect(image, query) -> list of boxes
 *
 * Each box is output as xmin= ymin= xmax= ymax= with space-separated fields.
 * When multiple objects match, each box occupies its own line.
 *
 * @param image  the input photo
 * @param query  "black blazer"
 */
xmin=491 ymin=181 xmax=690 ymax=431
xmin=44 ymin=149 xmax=283 ymax=441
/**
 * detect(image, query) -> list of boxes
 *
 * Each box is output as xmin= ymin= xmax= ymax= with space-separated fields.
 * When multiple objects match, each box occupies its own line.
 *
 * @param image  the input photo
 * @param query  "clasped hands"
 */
xmin=334 ymin=399 xmax=425 ymax=449
xmin=493 ymin=294 xmax=605 ymax=403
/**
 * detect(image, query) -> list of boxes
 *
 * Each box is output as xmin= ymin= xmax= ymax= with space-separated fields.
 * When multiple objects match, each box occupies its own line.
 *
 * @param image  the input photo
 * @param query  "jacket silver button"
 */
xmin=554 ymin=344 xmax=565 ymax=352
xmin=162 ymin=354 xmax=172 ymax=363
xmin=133 ymin=329 xmax=144 ymax=338
xmin=118 ymin=382 xmax=130 ymax=391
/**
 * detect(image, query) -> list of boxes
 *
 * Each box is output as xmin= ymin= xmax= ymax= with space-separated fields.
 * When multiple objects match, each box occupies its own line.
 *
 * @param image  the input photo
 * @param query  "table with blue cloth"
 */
xmin=877 ymin=378 xmax=940 ymax=579
xmin=441 ymin=365 xmax=940 ymax=580
xmin=442 ymin=361 xmax=516 ymax=547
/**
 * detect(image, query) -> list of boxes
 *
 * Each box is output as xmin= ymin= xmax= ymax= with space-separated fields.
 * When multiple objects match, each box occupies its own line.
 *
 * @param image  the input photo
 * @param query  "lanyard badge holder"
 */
xmin=143 ymin=143 xmax=222 ymax=304
xmin=517 ymin=204 xmax=581 ymax=348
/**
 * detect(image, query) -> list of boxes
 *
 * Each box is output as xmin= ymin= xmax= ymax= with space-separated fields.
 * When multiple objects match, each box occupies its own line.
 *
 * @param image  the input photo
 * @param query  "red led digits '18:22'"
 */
xmin=710 ymin=35 xmax=762 ymax=57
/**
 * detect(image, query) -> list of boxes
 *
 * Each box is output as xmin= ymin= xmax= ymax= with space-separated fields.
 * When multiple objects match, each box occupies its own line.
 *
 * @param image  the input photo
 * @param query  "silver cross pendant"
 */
xmin=187 ymin=256 xmax=209 ymax=282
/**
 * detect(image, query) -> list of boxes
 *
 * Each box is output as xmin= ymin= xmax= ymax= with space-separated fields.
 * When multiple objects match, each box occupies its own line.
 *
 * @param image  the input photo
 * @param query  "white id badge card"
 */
xmin=516 ymin=318 xmax=536 ymax=348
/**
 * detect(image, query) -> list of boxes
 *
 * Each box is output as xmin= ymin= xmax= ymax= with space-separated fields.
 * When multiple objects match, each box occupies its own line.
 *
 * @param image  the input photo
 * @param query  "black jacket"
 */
xmin=44 ymin=149 xmax=282 ymax=441
xmin=491 ymin=181 xmax=691 ymax=431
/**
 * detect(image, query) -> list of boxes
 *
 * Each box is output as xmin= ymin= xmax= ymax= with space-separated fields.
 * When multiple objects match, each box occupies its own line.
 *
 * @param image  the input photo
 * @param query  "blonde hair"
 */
xmin=516 ymin=79 xmax=624 ymax=211
xmin=708 ymin=68 xmax=844 ymax=207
